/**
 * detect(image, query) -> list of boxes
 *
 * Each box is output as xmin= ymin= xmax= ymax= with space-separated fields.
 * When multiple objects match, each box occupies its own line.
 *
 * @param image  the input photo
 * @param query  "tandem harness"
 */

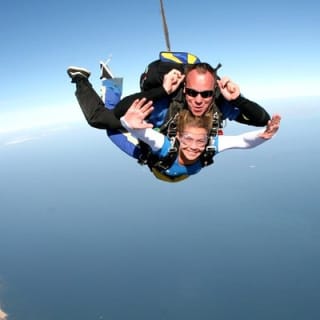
xmin=137 ymin=51 xmax=223 ymax=173
xmin=137 ymin=109 xmax=221 ymax=172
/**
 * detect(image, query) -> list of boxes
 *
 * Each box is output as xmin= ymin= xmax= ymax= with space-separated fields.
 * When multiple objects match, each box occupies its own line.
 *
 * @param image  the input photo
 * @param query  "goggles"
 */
xmin=179 ymin=132 xmax=208 ymax=148
xmin=185 ymin=88 xmax=214 ymax=98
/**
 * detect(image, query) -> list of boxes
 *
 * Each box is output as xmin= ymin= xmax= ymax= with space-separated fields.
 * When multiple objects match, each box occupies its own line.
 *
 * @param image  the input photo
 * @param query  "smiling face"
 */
xmin=177 ymin=125 xmax=208 ymax=165
xmin=184 ymin=66 xmax=216 ymax=117
xmin=175 ymin=109 xmax=212 ymax=165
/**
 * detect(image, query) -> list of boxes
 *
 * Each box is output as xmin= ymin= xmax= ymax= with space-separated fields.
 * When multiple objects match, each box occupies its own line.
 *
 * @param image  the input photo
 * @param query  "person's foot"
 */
xmin=99 ymin=61 xmax=113 ymax=79
xmin=67 ymin=66 xmax=91 ymax=81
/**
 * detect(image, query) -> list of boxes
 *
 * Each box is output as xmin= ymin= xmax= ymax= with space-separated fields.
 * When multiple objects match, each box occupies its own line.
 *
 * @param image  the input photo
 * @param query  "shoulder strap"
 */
xmin=159 ymin=89 xmax=185 ymax=135
xmin=199 ymin=110 xmax=221 ymax=167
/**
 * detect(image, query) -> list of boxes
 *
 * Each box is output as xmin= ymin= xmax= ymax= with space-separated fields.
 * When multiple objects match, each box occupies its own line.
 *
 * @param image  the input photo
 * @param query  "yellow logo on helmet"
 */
xmin=160 ymin=51 xmax=200 ymax=65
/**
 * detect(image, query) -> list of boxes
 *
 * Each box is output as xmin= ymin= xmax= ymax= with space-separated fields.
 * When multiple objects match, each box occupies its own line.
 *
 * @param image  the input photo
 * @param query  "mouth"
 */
xmin=185 ymin=149 xmax=200 ymax=157
xmin=192 ymin=107 xmax=205 ymax=114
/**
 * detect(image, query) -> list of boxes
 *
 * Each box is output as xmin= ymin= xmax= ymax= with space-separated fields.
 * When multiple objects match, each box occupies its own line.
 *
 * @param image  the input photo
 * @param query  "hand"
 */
xmin=123 ymin=98 xmax=154 ymax=129
xmin=163 ymin=69 xmax=185 ymax=94
xmin=217 ymin=76 xmax=240 ymax=100
xmin=259 ymin=114 xmax=281 ymax=139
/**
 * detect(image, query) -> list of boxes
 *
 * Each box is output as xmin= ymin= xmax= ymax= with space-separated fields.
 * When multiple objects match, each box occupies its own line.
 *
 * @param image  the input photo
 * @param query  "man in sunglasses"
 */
xmin=68 ymin=59 xmax=270 ymax=132
xmin=106 ymin=62 xmax=270 ymax=131
xmin=138 ymin=57 xmax=270 ymax=127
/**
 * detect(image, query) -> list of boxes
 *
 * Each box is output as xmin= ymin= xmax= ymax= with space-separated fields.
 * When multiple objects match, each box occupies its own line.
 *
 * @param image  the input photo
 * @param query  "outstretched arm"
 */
xmin=217 ymin=114 xmax=281 ymax=152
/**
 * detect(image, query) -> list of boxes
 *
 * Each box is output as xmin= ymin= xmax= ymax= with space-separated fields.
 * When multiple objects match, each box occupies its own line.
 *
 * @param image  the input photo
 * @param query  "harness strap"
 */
xmin=199 ymin=111 xmax=220 ymax=167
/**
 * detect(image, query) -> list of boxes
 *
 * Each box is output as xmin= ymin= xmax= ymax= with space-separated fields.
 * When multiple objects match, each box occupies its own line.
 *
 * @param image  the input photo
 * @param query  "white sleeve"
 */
xmin=120 ymin=117 xmax=165 ymax=152
xmin=217 ymin=130 xmax=268 ymax=153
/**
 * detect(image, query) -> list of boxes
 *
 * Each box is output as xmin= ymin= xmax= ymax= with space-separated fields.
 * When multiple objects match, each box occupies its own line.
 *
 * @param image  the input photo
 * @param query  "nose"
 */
xmin=195 ymin=92 xmax=202 ymax=100
xmin=189 ymin=140 xmax=200 ymax=149
xmin=194 ymin=94 xmax=203 ymax=103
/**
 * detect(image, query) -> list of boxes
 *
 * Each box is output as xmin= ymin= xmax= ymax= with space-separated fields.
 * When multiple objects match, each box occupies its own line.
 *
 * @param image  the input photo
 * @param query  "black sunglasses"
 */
xmin=185 ymin=88 xmax=214 ymax=98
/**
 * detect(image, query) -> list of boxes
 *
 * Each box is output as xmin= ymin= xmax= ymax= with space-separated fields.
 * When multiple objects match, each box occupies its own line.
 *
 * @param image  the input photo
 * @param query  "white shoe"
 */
xmin=67 ymin=66 xmax=91 ymax=79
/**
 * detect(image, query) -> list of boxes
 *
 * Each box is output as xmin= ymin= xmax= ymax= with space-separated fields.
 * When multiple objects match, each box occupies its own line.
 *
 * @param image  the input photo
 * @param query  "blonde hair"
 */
xmin=176 ymin=109 xmax=212 ymax=134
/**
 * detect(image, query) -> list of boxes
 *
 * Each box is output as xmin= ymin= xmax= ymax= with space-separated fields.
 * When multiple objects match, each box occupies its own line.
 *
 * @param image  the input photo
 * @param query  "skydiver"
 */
xmin=67 ymin=60 xmax=270 ymax=132
xmin=68 ymin=64 xmax=280 ymax=181
xmin=118 ymin=97 xmax=281 ymax=182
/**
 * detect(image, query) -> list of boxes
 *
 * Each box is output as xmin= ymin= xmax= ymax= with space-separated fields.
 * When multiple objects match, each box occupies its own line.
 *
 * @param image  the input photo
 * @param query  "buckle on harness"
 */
xmin=206 ymin=144 xmax=215 ymax=153
xmin=168 ymin=136 xmax=177 ymax=153
xmin=206 ymin=136 xmax=216 ymax=154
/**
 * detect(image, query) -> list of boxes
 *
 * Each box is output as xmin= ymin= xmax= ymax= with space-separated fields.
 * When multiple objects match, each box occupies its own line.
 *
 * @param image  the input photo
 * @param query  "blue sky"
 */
xmin=1 ymin=100 xmax=320 ymax=319
xmin=1 ymin=2 xmax=320 ymax=317
xmin=0 ymin=0 xmax=319 ymax=132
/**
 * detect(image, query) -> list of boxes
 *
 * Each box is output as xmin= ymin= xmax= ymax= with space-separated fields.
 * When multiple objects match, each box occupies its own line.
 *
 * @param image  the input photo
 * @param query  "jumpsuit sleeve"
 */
xmin=216 ymin=130 xmax=268 ymax=153
xmin=229 ymin=95 xmax=271 ymax=127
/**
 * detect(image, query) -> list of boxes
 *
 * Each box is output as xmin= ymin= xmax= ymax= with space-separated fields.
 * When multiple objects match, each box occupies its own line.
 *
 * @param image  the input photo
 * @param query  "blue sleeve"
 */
xmin=147 ymin=97 xmax=170 ymax=127
xmin=153 ymin=137 xmax=171 ymax=158
xmin=102 ymin=78 xmax=123 ymax=109
xmin=219 ymin=99 xmax=240 ymax=121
